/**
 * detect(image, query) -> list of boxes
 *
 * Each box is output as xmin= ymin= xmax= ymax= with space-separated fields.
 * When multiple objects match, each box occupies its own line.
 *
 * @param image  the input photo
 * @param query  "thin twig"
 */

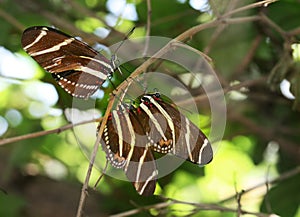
xmin=111 ymin=197 xmax=276 ymax=217
xmin=110 ymin=201 xmax=172 ymax=217
xmin=264 ymin=166 xmax=272 ymax=213
xmin=178 ymin=76 xmax=267 ymax=106
xmin=0 ymin=118 xmax=101 ymax=146
xmin=288 ymin=26 xmax=300 ymax=37
xmin=235 ymin=190 xmax=243 ymax=217
xmin=76 ymin=131 xmax=103 ymax=217
xmin=0 ymin=8 xmax=24 ymax=32
xmin=220 ymin=166 xmax=300 ymax=203
xmin=142 ymin=0 xmax=152 ymax=57
xmin=109 ymin=166 xmax=300 ymax=217
xmin=231 ymin=35 xmax=263 ymax=79
xmin=204 ymin=0 xmax=239 ymax=54
xmin=260 ymin=13 xmax=287 ymax=39
xmin=76 ymin=93 xmax=116 ymax=217
xmin=93 ymin=160 xmax=108 ymax=189
xmin=223 ymin=0 xmax=278 ymax=18
xmin=167 ymin=198 xmax=273 ymax=217
xmin=0 ymin=187 xmax=8 ymax=195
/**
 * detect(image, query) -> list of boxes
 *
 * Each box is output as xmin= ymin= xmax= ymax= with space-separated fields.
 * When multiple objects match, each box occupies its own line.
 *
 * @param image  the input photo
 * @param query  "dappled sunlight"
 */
xmin=5 ymin=109 xmax=23 ymax=127
xmin=23 ymin=81 xmax=58 ymax=106
xmin=0 ymin=116 xmax=8 ymax=136
xmin=0 ymin=46 xmax=38 ymax=80
xmin=106 ymin=0 xmax=138 ymax=21
xmin=44 ymin=159 xmax=68 ymax=180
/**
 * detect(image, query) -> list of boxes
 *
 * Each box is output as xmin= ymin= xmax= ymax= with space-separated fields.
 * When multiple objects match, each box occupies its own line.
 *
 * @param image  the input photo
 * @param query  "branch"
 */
xmin=110 ymin=201 xmax=171 ymax=217
xmin=223 ymin=0 xmax=278 ymax=18
xmin=0 ymin=8 xmax=24 ymax=32
xmin=142 ymin=0 xmax=152 ymax=57
xmin=178 ymin=76 xmax=268 ymax=106
xmin=109 ymin=166 xmax=300 ymax=217
xmin=204 ymin=0 xmax=239 ymax=54
xmin=0 ymin=118 xmax=101 ymax=146
xmin=76 ymin=131 xmax=103 ymax=217
xmin=220 ymin=166 xmax=300 ymax=203
xmin=110 ymin=197 xmax=276 ymax=217
xmin=260 ymin=13 xmax=288 ymax=40
xmin=231 ymin=35 xmax=263 ymax=79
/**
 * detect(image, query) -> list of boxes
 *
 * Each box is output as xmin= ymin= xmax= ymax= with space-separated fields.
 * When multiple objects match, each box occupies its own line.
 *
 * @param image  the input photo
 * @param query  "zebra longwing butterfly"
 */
xmin=101 ymin=92 xmax=213 ymax=195
xmin=21 ymin=26 xmax=114 ymax=99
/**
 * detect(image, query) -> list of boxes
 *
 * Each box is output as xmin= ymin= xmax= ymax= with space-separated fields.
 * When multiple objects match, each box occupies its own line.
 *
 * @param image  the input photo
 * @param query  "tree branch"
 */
xmin=0 ymin=118 xmax=101 ymax=146
xmin=110 ymin=166 xmax=300 ymax=217
xmin=220 ymin=166 xmax=300 ymax=203
xmin=110 ymin=197 xmax=277 ymax=217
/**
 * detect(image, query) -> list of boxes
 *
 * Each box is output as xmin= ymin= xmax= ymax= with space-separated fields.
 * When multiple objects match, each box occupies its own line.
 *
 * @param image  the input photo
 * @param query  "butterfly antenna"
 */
xmin=112 ymin=27 xmax=135 ymax=57
xmin=108 ymin=27 xmax=136 ymax=96
xmin=111 ymin=27 xmax=136 ymax=72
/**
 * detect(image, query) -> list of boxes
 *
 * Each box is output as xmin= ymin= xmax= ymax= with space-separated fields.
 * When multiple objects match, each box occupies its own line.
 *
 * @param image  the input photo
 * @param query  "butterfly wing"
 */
xmin=139 ymin=93 xmax=213 ymax=165
xmin=157 ymin=100 xmax=213 ymax=165
xmin=101 ymin=105 xmax=157 ymax=196
xmin=21 ymin=26 xmax=114 ymax=98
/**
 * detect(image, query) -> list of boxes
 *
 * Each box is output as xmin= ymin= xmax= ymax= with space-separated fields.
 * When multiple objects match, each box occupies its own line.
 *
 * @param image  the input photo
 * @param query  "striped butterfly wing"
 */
xmin=101 ymin=105 xmax=158 ymax=196
xmin=138 ymin=93 xmax=213 ymax=165
xmin=21 ymin=26 xmax=114 ymax=99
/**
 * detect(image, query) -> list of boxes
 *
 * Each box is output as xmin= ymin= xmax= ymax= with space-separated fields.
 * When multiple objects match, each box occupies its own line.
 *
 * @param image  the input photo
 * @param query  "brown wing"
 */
xmin=101 ymin=105 xmax=157 ymax=195
xmin=139 ymin=94 xmax=213 ymax=165
xmin=159 ymin=101 xmax=213 ymax=165
xmin=21 ymin=26 xmax=114 ymax=98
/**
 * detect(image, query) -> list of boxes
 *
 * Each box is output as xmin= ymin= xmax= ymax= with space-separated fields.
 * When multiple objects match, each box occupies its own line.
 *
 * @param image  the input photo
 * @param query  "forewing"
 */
xmin=21 ymin=26 xmax=114 ymax=98
xmin=101 ymin=105 xmax=158 ymax=195
xmin=139 ymin=94 xmax=213 ymax=165
xmin=158 ymin=100 xmax=213 ymax=165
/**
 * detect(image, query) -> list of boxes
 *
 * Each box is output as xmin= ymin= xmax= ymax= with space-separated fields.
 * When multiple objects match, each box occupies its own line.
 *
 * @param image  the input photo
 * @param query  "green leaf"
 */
xmin=0 ymin=193 xmax=25 ymax=217
xmin=261 ymin=174 xmax=300 ymax=217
